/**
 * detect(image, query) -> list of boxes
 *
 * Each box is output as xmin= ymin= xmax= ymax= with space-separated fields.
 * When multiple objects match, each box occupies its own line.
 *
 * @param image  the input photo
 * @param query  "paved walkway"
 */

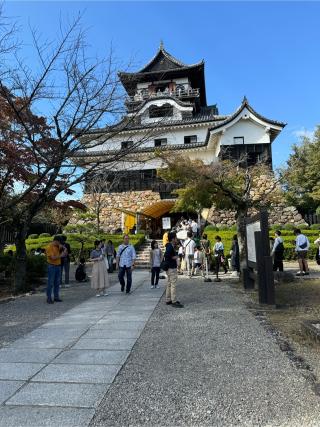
xmin=0 ymin=270 xmax=162 ymax=426
xmin=1 ymin=272 xmax=320 ymax=426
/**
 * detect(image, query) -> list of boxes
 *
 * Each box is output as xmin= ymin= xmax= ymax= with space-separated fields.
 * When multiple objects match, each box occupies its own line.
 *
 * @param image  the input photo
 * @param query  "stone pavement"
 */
xmin=0 ymin=270 xmax=162 ymax=426
xmin=1 ymin=271 xmax=320 ymax=426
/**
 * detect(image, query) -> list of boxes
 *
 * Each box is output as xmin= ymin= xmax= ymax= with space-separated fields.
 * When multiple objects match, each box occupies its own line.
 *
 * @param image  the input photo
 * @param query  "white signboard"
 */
xmin=246 ymin=220 xmax=261 ymax=263
xmin=162 ymin=217 xmax=171 ymax=230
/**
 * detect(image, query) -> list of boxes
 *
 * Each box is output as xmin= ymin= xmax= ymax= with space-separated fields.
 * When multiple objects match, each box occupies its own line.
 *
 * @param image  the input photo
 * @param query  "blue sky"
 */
xmin=6 ymin=1 xmax=320 ymax=196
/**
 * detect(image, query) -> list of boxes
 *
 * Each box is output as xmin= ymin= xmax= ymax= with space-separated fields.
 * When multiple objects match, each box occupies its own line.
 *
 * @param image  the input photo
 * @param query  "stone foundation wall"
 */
xmin=82 ymin=191 xmax=161 ymax=233
xmin=82 ymin=170 xmax=307 ymax=232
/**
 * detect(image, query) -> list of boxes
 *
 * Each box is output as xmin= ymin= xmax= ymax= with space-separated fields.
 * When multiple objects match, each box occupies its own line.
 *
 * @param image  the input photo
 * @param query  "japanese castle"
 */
xmin=81 ymin=43 xmax=286 ymax=234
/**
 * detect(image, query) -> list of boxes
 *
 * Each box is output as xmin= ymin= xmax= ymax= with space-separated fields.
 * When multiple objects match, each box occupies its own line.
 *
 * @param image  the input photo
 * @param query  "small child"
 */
xmin=75 ymin=258 xmax=87 ymax=282
xmin=194 ymin=246 xmax=204 ymax=275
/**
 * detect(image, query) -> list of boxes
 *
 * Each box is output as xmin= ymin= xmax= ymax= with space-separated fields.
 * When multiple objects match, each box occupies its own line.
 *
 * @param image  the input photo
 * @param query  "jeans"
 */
xmin=107 ymin=255 xmax=114 ymax=272
xmin=118 ymin=266 xmax=132 ymax=292
xmin=47 ymin=264 xmax=61 ymax=300
xmin=151 ymin=267 xmax=160 ymax=286
xmin=61 ymin=258 xmax=70 ymax=284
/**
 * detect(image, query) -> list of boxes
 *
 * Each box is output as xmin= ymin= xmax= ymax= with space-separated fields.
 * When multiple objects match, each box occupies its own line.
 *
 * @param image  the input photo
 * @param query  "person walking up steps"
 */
xmin=116 ymin=234 xmax=136 ymax=294
xmin=164 ymin=232 xmax=183 ymax=308
xmin=149 ymin=240 xmax=163 ymax=289
xmin=89 ymin=240 xmax=110 ymax=297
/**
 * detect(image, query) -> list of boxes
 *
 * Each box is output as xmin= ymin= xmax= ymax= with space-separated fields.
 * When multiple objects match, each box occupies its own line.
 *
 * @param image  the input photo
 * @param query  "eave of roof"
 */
xmin=209 ymin=97 xmax=286 ymax=132
xmin=131 ymin=43 xmax=204 ymax=74
xmin=76 ymin=141 xmax=208 ymax=158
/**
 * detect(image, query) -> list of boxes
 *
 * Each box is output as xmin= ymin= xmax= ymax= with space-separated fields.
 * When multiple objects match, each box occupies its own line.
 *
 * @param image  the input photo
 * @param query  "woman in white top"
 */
xmin=149 ymin=240 xmax=163 ymax=289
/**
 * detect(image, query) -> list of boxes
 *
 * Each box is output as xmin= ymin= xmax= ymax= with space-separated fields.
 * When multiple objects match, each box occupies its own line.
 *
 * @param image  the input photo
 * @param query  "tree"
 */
xmin=0 ymin=15 xmax=157 ymax=291
xmin=158 ymin=155 xmax=281 ymax=266
xmin=83 ymin=169 xmax=123 ymax=233
xmin=280 ymin=126 xmax=320 ymax=214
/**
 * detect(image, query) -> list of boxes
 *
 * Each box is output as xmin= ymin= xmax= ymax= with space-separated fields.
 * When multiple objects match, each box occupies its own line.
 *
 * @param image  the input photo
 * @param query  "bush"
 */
xmin=28 ymin=234 xmax=39 ymax=239
xmin=270 ymin=224 xmax=283 ymax=230
xmin=310 ymin=224 xmax=320 ymax=230
xmin=204 ymin=225 xmax=219 ymax=232
xmin=39 ymin=233 xmax=51 ymax=238
xmin=283 ymin=223 xmax=296 ymax=230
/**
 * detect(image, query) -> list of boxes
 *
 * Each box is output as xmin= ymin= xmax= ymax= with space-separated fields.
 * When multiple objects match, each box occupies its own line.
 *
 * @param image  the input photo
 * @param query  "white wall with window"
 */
xmin=220 ymin=119 xmax=270 ymax=146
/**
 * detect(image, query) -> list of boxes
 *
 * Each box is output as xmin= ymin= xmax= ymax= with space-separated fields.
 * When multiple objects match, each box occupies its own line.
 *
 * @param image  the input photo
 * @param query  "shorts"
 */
xmin=297 ymin=251 xmax=308 ymax=260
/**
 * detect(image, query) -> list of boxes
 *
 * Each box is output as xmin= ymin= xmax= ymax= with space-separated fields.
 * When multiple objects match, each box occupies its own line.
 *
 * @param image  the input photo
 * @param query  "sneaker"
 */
xmin=172 ymin=301 xmax=184 ymax=308
xmin=47 ymin=298 xmax=54 ymax=304
xmin=54 ymin=298 xmax=63 ymax=302
xmin=96 ymin=294 xmax=101 ymax=297
xmin=126 ymin=290 xmax=131 ymax=294
xmin=296 ymin=271 xmax=305 ymax=276
xmin=151 ymin=285 xmax=155 ymax=289
xmin=64 ymin=284 xmax=70 ymax=288
xmin=155 ymin=285 xmax=160 ymax=289
xmin=304 ymin=272 xmax=310 ymax=276
xmin=166 ymin=301 xmax=172 ymax=305
xmin=103 ymin=293 xmax=109 ymax=296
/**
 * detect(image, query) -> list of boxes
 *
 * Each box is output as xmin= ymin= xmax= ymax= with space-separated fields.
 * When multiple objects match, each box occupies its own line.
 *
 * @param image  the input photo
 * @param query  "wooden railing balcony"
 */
xmin=125 ymin=88 xmax=200 ymax=105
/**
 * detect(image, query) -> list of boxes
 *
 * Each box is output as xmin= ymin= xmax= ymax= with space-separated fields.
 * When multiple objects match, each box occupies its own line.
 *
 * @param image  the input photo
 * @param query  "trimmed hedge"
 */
xmin=204 ymin=228 xmax=320 ymax=261
xmin=5 ymin=233 xmax=146 ymax=261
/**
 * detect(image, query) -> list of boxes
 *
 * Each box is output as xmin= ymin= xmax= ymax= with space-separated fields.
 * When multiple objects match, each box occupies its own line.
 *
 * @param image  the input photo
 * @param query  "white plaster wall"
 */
xmin=220 ymin=119 xmax=270 ymax=146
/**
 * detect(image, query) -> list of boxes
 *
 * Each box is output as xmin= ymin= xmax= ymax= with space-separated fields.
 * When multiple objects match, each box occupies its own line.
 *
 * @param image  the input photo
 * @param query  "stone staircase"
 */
xmin=135 ymin=239 xmax=164 ymax=269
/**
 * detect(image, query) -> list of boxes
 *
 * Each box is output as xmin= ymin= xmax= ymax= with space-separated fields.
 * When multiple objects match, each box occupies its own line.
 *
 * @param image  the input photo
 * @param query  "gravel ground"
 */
xmin=90 ymin=277 xmax=320 ymax=427
xmin=0 ymin=267 xmax=120 ymax=348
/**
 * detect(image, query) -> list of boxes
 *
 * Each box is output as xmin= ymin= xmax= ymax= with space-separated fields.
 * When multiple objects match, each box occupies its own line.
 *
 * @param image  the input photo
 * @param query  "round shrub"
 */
xmin=204 ymin=225 xmax=219 ymax=232
xmin=310 ymin=224 xmax=320 ymax=230
xmin=28 ymin=234 xmax=39 ymax=239
xmin=39 ymin=233 xmax=51 ymax=238
xmin=270 ymin=224 xmax=283 ymax=230
xmin=283 ymin=223 xmax=295 ymax=230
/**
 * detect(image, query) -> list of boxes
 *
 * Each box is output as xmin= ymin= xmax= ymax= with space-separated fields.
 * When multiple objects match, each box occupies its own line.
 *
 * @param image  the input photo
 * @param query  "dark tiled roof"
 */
xmin=130 ymin=43 xmax=203 ymax=74
xmin=209 ymin=97 xmax=286 ymax=131
xmin=76 ymin=141 xmax=208 ymax=158
xmin=85 ymin=107 xmax=227 ymax=136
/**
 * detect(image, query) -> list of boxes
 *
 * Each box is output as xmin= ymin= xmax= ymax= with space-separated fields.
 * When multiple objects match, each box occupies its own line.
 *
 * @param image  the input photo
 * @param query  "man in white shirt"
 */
xmin=183 ymin=231 xmax=196 ymax=277
xmin=116 ymin=234 xmax=136 ymax=293
xmin=294 ymin=228 xmax=310 ymax=276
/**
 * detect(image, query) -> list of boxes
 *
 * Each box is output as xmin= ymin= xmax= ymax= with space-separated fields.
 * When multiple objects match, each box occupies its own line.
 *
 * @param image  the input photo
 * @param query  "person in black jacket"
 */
xmin=164 ymin=232 xmax=183 ymax=308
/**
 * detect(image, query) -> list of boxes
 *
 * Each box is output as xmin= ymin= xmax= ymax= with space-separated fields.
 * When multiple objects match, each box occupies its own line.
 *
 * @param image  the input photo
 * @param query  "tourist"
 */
xmin=105 ymin=240 xmax=115 ymax=273
xmin=294 ymin=228 xmax=310 ymax=276
xmin=271 ymin=230 xmax=285 ymax=272
xmin=183 ymin=231 xmax=196 ymax=277
xmin=177 ymin=243 xmax=184 ymax=274
xmin=116 ymin=234 xmax=136 ymax=293
xmin=214 ymin=235 xmax=228 ymax=277
xmin=61 ymin=235 xmax=71 ymax=288
xmin=46 ymin=236 xmax=67 ymax=304
xmin=75 ymin=258 xmax=88 ymax=282
xmin=149 ymin=240 xmax=163 ymax=289
xmin=89 ymin=240 xmax=110 ymax=297
xmin=230 ymin=235 xmax=240 ymax=276
xmin=191 ymin=219 xmax=198 ymax=237
xmin=314 ymin=233 xmax=320 ymax=265
xmin=164 ymin=232 xmax=183 ymax=308
xmin=30 ymin=248 xmax=36 ymax=256
xmin=162 ymin=230 xmax=169 ymax=247
xmin=34 ymin=247 xmax=42 ymax=256
xmin=200 ymin=233 xmax=211 ymax=276
xmin=194 ymin=246 xmax=204 ymax=275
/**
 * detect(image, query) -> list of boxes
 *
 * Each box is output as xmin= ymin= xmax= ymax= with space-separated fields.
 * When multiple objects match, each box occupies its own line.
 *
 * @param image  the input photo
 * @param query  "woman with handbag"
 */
xmin=89 ymin=240 xmax=110 ymax=297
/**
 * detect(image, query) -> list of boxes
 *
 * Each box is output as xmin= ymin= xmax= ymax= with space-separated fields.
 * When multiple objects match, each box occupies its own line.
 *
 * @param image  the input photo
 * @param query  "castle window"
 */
xmin=184 ymin=135 xmax=197 ymax=144
xmin=149 ymin=104 xmax=173 ymax=118
xmin=121 ymin=140 xmax=133 ymax=150
xmin=154 ymin=138 xmax=167 ymax=147
xmin=234 ymin=136 xmax=244 ymax=145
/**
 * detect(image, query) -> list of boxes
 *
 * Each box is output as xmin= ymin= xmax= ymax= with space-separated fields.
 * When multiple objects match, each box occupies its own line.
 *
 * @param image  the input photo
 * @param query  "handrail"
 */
xmin=126 ymin=88 xmax=200 ymax=103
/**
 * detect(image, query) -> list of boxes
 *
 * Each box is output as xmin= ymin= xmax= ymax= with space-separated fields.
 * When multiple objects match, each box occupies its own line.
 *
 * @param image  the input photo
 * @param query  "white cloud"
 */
xmin=292 ymin=127 xmax=315 ymax=139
